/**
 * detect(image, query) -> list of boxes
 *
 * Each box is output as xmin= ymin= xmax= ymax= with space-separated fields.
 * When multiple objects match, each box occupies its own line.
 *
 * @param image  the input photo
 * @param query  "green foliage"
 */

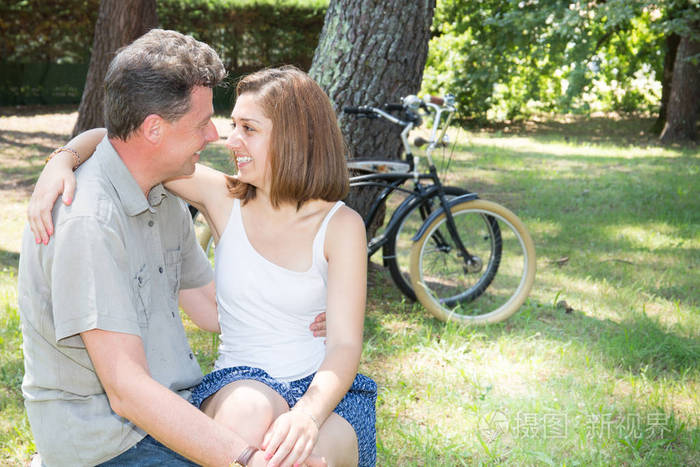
xmin=157 ymin=0 xmax=327 ymax=74
xmin=0 ymin=0 xmax=327 ymax=106
xmin=0 ymin=0 xmax=99 ymax=63
xmin=0 ymin=0 xmax=327 ymax=69
xmin=423 ymin=0 xmax=699 ymax=121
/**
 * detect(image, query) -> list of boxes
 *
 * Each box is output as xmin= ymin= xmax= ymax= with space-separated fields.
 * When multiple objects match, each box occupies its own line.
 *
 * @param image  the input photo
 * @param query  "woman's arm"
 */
xmin=262 ymin=206 xmax=367 ymax=467
xmin=163 ymin=164 xmax=232 ymax=243
xmin=28 ymin=129 xmax=231 ymax=244
xmin=28 ymin=128 xmax=106 ymax=244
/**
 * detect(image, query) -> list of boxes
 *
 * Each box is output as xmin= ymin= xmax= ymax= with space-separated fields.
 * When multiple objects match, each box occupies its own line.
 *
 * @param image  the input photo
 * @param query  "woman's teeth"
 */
xmin=237 ymin=156 xmax=252 ymax=163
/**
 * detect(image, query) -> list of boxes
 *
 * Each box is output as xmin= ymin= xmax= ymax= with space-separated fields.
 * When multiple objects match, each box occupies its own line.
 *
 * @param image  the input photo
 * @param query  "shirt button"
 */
xmin=159 ymin=266 xmax=163 ymax=273
xmin=148 ymin=220 xmax=154 ymax=227
xmin=189 ymin=353 xmax=194 ymax=360
xmin=172 ymin=311 xmax=175 ymax=317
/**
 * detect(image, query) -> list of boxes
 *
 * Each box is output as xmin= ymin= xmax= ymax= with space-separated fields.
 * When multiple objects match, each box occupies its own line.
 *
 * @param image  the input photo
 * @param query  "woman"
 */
xmin=28 ymin=66 xmax=376 ymax=467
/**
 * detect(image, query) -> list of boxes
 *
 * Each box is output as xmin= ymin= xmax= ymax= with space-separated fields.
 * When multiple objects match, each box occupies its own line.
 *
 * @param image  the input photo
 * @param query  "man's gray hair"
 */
xmin=104 ymin=29 xmax=226 ymax=140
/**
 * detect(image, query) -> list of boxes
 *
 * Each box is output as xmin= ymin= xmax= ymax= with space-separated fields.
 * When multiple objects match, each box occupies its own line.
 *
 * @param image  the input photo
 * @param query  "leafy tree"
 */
xmin=310 ymin=0 xmax=436 ymax=232
xmin=660 ymin=20 xmax=700 ymax=143
xmin=423 ymin=0 xmax=674 ymax=122
xmin=658 ymin=2 xmax=700 ymax=144
xmin=72 ymin=0 xmax=157 ymax=137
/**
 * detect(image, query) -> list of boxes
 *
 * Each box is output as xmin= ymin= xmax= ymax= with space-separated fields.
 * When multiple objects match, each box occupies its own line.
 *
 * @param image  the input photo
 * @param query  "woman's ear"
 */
xmin=141 ymin=114 xmax=163 ymax=144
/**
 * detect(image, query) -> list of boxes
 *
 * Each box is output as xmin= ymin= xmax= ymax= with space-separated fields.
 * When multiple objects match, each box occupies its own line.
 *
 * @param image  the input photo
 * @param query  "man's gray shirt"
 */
xmin=18 ymin=137 xmax=214 ymax=466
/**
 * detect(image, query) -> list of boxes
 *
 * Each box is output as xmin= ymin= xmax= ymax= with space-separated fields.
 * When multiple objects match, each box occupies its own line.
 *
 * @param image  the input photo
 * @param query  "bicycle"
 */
xmin=191 ymin=94 xmax=536 ymax=324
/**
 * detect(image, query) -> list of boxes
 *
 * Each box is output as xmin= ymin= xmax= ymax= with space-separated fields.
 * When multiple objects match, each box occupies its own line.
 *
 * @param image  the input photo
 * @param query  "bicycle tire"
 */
xmin=410 ymin=199 xmax=535 ymax=324
xmin=384 ymin=186 xmax=478 ymax=300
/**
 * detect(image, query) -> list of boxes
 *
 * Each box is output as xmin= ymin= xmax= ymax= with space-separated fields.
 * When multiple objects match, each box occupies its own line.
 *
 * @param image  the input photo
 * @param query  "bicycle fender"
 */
xmin=411 ymin=193 xmax=480 ymax=241
xmin=382 ymin=185 xmax=448 ymax=235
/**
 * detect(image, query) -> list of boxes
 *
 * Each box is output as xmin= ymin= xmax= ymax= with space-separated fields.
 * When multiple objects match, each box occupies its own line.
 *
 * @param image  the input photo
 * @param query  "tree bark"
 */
xmin=650 ymin=33 xmax=680 ymax=135
xmin=309 ymin=0 xmax=436 ymax=236
xmin=660 ymin=27 xmax=700 ymax=145
xmin=72 ymin=0 xmax=158 ymax=137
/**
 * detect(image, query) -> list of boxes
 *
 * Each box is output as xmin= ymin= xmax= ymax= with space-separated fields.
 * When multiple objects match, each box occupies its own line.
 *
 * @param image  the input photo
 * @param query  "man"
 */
xmin=18 ymin=29 xmax=322 ymax=467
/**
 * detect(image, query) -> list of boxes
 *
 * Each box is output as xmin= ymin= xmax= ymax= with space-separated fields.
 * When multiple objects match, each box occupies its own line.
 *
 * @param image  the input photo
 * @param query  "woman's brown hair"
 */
xmin=225 ymin=65 xmax=349 ymax=208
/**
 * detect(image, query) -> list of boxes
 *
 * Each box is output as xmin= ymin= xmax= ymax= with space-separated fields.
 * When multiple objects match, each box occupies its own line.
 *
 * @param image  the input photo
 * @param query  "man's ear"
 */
xmin=141 ymin=114 xmax=164 ymax=144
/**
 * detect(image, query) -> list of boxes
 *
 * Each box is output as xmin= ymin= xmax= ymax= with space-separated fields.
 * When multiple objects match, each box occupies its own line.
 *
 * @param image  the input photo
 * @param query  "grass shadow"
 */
xmin=363 ymin=261 xmax=698 ymax=382
xmin=0 ymin=130 xmax=65 ymax=152
xmin=0 ymin=104 xmax=77 ymax=117
xmin=508 ymin=302 xmax=700 ymax=378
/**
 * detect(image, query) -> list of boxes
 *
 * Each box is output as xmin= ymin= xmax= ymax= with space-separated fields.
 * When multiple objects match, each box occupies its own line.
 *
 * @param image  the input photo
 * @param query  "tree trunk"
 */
xmin=309 ymin=0 xmax=436 ymax=236
xmin=72 ymin=0 xmax=158 ymax=137
xmin=660 ymin=27 xmax=700 ymax=145
xmin=650 ymin=33 xmax=680 ymax=135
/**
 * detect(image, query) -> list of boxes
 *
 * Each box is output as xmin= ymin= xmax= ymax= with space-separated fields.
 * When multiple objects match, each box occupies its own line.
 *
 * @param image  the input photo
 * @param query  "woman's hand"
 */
xmin=261 ymin=407 xmax=320 ymax=467
xmin=28 ymin=154 xmax=77 ymax=244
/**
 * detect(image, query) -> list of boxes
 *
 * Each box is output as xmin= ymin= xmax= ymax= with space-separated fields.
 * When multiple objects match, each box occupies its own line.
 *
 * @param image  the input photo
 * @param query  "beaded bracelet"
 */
xmin=45 ymin=147 xmax=80 ymax=170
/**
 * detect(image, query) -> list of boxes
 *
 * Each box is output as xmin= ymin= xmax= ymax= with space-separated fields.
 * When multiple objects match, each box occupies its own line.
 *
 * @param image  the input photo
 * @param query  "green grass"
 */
xmin=1 ymin=110 xmax=698 ymax=465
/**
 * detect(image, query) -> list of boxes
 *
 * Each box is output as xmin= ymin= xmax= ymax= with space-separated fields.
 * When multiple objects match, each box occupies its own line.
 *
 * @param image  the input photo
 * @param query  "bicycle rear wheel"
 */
xmin=384 ymin=186 xmax=472 ymax=300
xmin=410 ymin=199 xmax=535 ymax=324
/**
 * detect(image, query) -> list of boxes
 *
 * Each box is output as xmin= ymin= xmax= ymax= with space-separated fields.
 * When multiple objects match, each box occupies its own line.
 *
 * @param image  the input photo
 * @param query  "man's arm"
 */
xmin=81 ymin=328 xmax=261 ymax=467
xmin=178 ymin=281 xmax=220 ymax=333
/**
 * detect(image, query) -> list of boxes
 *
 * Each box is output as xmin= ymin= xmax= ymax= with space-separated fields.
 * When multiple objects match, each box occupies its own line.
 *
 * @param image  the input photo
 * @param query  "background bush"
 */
xmin=0 ymin=0 xmax=327 ymax=106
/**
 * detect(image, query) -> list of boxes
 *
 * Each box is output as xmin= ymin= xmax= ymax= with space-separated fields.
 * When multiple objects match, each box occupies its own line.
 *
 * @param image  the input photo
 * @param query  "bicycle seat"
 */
xmin=347 ymin=159 xmax=411 ymax=174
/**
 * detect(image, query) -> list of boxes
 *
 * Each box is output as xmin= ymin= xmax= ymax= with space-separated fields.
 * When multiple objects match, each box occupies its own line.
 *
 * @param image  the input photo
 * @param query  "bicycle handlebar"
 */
xmin=384 ymin=104 xmax=405 ymax=112
xmin=426 ymin=95 xmax=444 ymax=106
xmin=343 ymin=94 xmax=453 ymax=119
xmin=343 ymin=103 xmax=406 ymax=116
xmin=342 ymin=106 xmax=370 ymax=115
xmin=343 ymin=95 xmax=456 ymax=171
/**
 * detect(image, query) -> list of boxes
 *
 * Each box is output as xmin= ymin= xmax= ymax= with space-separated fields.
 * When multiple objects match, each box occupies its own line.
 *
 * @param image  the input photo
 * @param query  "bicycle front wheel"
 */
xmin=410 ymin=199 xmax=536 ymax=324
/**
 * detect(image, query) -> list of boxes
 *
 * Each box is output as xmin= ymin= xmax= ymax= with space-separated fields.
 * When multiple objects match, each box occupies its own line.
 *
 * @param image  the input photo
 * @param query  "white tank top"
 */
xmin=213 ymin=198 xmax=345 ymax=381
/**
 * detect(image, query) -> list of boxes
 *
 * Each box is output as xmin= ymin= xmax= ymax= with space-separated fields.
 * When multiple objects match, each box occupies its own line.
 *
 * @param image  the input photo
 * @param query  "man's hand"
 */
xmin=309 ymin=312 xmax=326 ymax=338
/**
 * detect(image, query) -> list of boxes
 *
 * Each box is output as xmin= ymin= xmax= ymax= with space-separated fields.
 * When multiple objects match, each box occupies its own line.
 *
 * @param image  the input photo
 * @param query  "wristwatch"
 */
xmin=230 ymin=446 xmax=259 ymax=467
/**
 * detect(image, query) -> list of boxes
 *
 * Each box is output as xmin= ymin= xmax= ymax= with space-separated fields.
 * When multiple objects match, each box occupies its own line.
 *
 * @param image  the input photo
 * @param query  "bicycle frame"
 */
xmin=347 ymin=94 xmax=476 ymax=263
xmin=350 ymin=168 xmax=478 ymax=259
xmin=351 ymin=171 xmax=440 ymax=257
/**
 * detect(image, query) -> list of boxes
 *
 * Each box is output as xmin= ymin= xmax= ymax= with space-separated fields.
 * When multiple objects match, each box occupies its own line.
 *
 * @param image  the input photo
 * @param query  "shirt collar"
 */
xmin=97 ymin=137 xmax=169 ymax=216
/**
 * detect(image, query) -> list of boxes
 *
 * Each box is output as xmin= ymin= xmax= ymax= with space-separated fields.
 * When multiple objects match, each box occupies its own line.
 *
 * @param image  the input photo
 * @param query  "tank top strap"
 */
xmin=217 ymin=197 xmax=241 ymax=248
xmin=312 ymin=201 xmax=345 ymax=267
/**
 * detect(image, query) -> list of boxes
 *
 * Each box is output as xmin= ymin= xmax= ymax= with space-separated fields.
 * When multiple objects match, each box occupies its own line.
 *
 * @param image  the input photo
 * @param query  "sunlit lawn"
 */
xmin=1 ymin=108 xmax=698 ymax=465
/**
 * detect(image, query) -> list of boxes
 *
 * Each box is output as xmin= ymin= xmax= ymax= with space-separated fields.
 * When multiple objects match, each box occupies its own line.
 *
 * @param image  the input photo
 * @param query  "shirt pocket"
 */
xmin=134 ymin=263 xmax=151 ymax=329
xmin=165 ymin=248 xmax=182 ymax=296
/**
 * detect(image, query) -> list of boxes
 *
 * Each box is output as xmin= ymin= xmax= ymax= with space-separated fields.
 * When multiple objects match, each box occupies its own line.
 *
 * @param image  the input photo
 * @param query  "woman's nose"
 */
xmin=225 ymin=131 xmax=240 ymax=149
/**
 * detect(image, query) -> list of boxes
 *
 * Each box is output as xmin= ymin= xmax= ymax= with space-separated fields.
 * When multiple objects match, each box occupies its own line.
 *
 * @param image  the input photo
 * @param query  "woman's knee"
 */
xmin=314 ymin=413 xmax=358 ymax=467
xmin=201 ymin=380 xmax=289 ymax=440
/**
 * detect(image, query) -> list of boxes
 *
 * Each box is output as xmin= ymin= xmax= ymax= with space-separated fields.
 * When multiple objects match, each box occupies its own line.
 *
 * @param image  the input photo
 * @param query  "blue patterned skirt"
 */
xmin=191 ymin=366 xmax=377 ymax=467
